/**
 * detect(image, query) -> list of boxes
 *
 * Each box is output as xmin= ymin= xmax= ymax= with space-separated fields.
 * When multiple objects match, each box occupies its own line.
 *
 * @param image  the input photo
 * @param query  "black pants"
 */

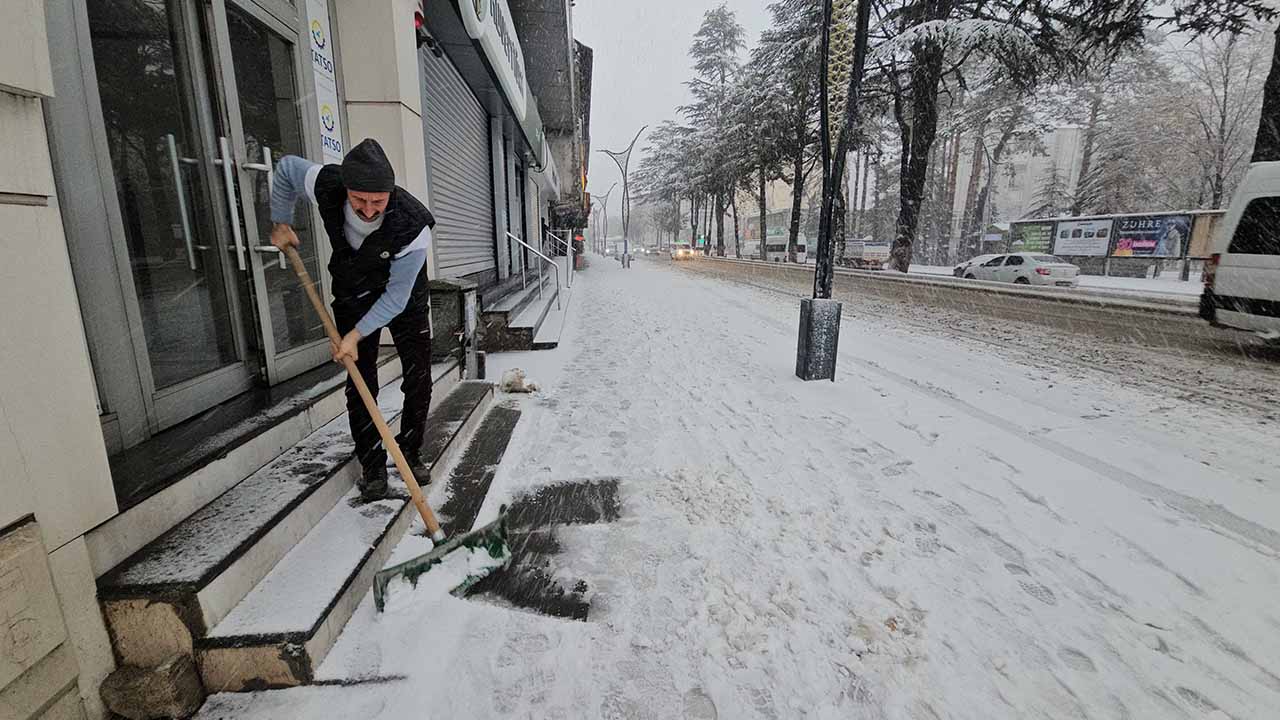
xmin=333 ymin=294 xmax=432 ymax=472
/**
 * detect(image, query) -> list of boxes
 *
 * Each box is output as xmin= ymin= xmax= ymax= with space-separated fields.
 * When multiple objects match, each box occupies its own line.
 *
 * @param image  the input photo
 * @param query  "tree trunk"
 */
xmin=1070 ymin=83 xmax=1104 ymax=216
xmin=1211 ymin=49 xmax=1233 ymax=209
xmin=891 ymin=43 xmax=945 ymax=273
xmin=788 ymin=148 xmax=804 ymax=263
xmin=731 ymin=191 xmax=741 ymax=259
xmin=703 ymin=197 xmax=711 ymax=253
xmin=759 ymin=166 xmax=768 ymax=261
xmin=849 ymin=150 xmax=861 ymax=240
xmin=1252 ymin=24 xmax=1280 ymax=162
xmin=834 ymin=187 xmax=847 ymax=262
xmin=858 ymin=152 xmax=871 ymax=240
xmin=944 ymin=124 xmax=963 ymax=263
xmin=959 ymin=133 xmax=984 ymax=252
xmin=715 ymin=192 xmax=725 ymax=257
xmin=872 ymin=157 xmax=886 ymax=241
xmin=922 ymin=134 xmax=943 ymax=263
xmin=688 ymin=194 xmax=698 ymax=245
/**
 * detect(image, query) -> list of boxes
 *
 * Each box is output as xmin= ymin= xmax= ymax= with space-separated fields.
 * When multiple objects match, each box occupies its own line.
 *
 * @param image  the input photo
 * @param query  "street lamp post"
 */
xmin=599 ymin=126 xmax=648 ymax=268
xmin=795 ymin=0 xmax=872 ymax=382
xmin=592 ymin=182 xmax=615 ymax=256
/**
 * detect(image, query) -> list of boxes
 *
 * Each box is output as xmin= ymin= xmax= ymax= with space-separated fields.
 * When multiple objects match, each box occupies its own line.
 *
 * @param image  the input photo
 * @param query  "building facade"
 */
xmin=1 ymin=0 xmax=589 ymax=716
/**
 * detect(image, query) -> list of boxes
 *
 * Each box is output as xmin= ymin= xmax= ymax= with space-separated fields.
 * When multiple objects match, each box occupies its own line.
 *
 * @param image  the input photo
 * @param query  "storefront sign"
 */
xmin=1053 ymin=218 xmax=1113 ymax=256
xmin=306 ymin=0 xmax=336 ymax=84
xmin=1008 ymin=221 xmax=1054 ymax=253
xmin=306 ymin=0 xmax=344 ymax=164
xmin=315 ymin=81 xmax=344 ymax=164
xmin=459 ymin=0 xmax=528 ymax=121
xmin=1113 ymin=214 xmax=1191 ymax=257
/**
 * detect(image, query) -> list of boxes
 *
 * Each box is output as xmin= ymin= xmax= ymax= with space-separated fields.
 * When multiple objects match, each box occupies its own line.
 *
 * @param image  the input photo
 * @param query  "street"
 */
xmin=202 ymin=256 xmax=1279 ymax=720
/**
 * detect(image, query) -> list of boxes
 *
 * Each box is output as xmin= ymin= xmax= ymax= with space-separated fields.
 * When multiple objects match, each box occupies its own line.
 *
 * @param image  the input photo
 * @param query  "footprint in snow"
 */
xmin=1019 ymin=580 xmax=1058 ymax=606
xmin=1057 ymin=647 xmax=1097 ymax=673
xmin=682 ymin=688 xmax=718 ymax=719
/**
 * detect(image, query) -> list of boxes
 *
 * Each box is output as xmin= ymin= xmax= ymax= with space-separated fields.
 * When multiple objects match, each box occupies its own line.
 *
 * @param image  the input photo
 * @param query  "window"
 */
xmin=1227 ymin=196 xmax=1280 ymax=255
xmin=1006 ymin=255 xmax=1025 ymax=266
xmin=983 ymin=256 xmax=1006 ymax=267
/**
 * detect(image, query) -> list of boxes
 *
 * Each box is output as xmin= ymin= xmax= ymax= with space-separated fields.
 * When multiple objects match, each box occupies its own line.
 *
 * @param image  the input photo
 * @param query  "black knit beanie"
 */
xmin=341 ymin=138 xmax=395 ymax=192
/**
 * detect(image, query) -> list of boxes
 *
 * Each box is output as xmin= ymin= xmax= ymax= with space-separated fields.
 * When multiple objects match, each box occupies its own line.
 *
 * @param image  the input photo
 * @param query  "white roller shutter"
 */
xmin=421 ymin=51 xmax=496 ymax=278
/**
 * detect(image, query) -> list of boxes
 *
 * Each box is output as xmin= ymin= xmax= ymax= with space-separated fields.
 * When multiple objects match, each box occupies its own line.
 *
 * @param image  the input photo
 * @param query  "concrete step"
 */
xmin=436 ymin=404 xmax=522 ymax=535
xmin=479 ymin=271 xmax=560 ymax=352
xmin=482 ymin=270 xmax=553 ymax=323
xmin=484 ymin=279 xmax=561 ymax=352
xmin=195 ymin=489 xmax=411 ymax=692
xmin=531 ymin=285 xmax=573 ymax=350
xmin=87 ymin=352 xmax=408 ymax=580
xmin=96 ymin=375 xmax=490 ymax=675
xmin=300 ymin=403 xmax=525 ymax=685
xmin=194 ymin=386 xmax=505 ymax=692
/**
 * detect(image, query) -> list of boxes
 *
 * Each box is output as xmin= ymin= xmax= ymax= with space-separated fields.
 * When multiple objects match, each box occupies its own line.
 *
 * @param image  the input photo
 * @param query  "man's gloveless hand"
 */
xmin=271 ymin=223 xmax=301 ymax=251
xmin=332 ymin=329 xmax=361 ymax=365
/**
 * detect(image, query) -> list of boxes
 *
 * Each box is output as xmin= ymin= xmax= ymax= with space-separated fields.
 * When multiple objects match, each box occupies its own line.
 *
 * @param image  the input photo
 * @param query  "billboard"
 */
xmin=861 ymin=243 xmax=891 ymax=262
xmin=1053 ymin=218 xmax=1113 ymax=256
xmin=1008 ymin=222 xmax=1054 ymax=253
xmin=1112 ymin=214 xmax=1192 ymax=257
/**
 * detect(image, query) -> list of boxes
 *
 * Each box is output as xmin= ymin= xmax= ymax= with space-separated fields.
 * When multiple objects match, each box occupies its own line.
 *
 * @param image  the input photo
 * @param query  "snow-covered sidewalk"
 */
xmin=202 ymin=256 xmax=1279 ymax=720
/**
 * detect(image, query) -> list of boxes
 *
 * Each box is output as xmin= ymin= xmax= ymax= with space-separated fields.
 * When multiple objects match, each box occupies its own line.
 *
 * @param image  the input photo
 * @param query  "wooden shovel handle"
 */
xmin=284 ymin=245 xmax=445 ymax=540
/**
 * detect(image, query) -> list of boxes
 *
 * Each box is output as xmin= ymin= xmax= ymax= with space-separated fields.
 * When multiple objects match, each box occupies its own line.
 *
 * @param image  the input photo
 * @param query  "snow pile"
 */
xmin=500 ymin=367 xmax=539 ymax=393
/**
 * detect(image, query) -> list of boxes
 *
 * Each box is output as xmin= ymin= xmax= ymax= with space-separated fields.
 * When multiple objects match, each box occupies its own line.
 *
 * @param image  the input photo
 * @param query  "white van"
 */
xmin=1201 ymin=161 xmax=1280 ymax=339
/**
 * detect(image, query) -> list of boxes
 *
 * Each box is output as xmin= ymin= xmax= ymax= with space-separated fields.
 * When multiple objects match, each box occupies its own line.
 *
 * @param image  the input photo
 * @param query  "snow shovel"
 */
xmin=283 ymin=246 xmax=509 ymax=612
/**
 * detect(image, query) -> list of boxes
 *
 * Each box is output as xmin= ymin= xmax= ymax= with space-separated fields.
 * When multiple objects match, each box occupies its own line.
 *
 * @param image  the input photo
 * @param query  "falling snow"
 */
xmin=200 ymin=257 xmax=1279 ymax=720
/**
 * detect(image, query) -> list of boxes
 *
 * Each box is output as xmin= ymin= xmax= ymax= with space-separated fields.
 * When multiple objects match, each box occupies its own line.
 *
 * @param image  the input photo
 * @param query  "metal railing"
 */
xmin=506 ymin=232 xmax=561 ymax=310
xmin=545 ymin=230 xmax=573 ymax=288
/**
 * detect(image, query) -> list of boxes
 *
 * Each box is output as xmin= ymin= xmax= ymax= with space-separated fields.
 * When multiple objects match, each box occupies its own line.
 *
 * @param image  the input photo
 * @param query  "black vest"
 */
xmin=313 ymin=165 xmax=435 ymax=303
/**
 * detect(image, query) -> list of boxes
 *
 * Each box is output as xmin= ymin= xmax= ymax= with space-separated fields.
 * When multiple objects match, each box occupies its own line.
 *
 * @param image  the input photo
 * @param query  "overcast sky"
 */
xmin=573 ymin=0 xmax=773 ymax=212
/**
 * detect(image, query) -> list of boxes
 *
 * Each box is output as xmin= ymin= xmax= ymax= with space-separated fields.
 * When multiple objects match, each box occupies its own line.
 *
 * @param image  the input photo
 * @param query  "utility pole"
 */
xmin=795 ymin=0 xmax=872 ymax=381
xmin=599 ymin=126 xmax=648 ymax=268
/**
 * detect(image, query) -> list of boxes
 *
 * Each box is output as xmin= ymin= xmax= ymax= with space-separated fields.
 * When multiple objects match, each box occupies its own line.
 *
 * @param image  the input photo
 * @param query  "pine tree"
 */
xmin=1027 ymin=158 xmax=1069 ymax=218
xmin=683 ymin=5 xmax=746 ymax=258
xmin=754 ymin=0 xmax=823 ymax=262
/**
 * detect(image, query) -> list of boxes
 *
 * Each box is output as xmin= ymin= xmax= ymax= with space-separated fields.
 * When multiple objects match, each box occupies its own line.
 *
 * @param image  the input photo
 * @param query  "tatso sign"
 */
xmin=459 ymin=0 xmax=528 ymax=122
xmin=307 ymin=0 xmax=343 ymax=164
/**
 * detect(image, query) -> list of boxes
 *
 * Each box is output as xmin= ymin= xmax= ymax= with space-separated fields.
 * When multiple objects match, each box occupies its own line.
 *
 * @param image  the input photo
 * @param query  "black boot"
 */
xmin=407 ymin=452 xmax=433 ymax=486
xmin=358 ymin=464 xmax=389 ymax=502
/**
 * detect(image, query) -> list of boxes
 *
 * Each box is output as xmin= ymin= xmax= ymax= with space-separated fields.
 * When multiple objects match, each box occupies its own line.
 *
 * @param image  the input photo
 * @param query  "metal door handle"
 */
xmin=241 ymin=145 xmax=274 ymax=189
xmin=253 ymin=244 xmax=287 ymax=269
xmin=242 ymin=146 xmax=283 ymax=269
xmin=165 ymin=134 xmax=197 ymax=271
xmin=217 ymin=136 xmax=247 ymax=271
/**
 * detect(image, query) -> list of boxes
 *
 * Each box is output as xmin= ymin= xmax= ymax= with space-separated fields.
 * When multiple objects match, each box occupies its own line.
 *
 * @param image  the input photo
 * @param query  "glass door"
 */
xmin=206 ymin=0 xmax=331 ymax=383
xmin=86 ymin=0 xmax=257 ymax=431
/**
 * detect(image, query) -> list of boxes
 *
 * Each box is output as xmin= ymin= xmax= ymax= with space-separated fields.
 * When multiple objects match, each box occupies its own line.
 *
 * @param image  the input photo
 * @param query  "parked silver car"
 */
xmin=953 ymin=254 xmax=1001 ymax=277
xmin=962 ymin=253 xmax=1081 ymax=287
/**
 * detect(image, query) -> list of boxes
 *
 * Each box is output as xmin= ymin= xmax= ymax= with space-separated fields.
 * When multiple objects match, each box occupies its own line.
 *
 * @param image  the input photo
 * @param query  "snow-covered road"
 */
xmin=204 ymin=255 xmax=1279 ymax=720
